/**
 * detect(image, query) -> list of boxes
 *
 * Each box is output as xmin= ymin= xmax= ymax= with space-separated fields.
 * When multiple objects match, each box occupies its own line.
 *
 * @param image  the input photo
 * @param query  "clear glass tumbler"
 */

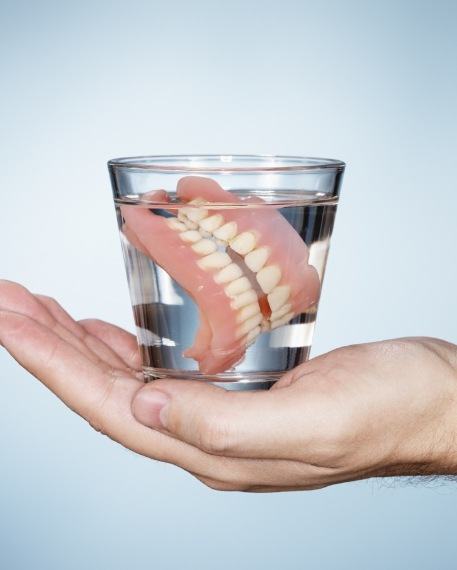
xmin=108 ymin=155 xmax=345 ymax=390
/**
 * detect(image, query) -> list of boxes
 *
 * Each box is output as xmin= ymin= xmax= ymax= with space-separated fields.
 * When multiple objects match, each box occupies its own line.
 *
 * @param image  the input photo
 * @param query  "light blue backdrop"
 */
xmin=1 ymin=0 xmax=456 ymax=568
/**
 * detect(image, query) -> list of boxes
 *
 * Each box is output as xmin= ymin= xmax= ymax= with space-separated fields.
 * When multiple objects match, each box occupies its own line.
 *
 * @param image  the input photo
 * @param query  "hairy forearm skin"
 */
xmin=379 ymin=338 xmax=457 ymax=478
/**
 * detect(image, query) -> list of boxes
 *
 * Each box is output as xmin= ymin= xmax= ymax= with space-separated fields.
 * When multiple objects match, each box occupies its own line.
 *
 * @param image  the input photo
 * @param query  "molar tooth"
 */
xmin=230 ymin=289 xmax=258 ymax=309
xmin=185 ymin=207 xmax=208 ymax=223
xmin=214 ymin=263 xmax=243 ymax=284
xmin=179 ymin=216 xmax=199 ymax=230
xmin=177 ymin=210 xmax=198 ymax=229
xmin=199 ymin=214 xmax=224 ymax=233
xmin=191 ymin=239 xmax=217 ymax=256
xmin=267 ymin=285 xmax=291 ymax=312
xmin=245 ymin=246 xmax=269 ymax=272
xmin=179 ymin=230 xmax=202 ymax=243
xmin=167 ymin=218 xmax=188 ymax=232
xmin=230 ymin=231 xmax=256 ymax=255
xmin=246 ymin=325 xmax=261 ymax=345
xmin=256 ymin=265 xmax=281 ymax=294
xmin=224 ymin=277 xmax=251 ymax=297
xmin=270 ymin=303 xmax=292 ymax=321
xmin=236 ymin=313 xmax=263 ymax=338
xmin=237 ymin=302 xmax=261 ymax=323
xmin=213 ymin=221 xmax=238 ymax=242
xmin=198 ymin=251 xmax=232 ymax=270
xmin=270 ymin=312 xmax=294 ymax=330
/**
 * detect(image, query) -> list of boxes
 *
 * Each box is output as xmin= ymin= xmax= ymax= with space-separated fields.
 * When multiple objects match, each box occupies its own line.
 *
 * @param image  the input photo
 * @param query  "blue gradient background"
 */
xmin=1 ymin=0 xmax=457 ymax=568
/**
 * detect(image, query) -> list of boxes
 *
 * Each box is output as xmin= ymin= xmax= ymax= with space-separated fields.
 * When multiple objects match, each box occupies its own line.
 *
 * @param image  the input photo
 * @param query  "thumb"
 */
xmin=131 ymin=379 xmax=304 ymax=459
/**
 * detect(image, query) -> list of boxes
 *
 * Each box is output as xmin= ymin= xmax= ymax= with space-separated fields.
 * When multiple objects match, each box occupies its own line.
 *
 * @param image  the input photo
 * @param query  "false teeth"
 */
xmin=199 ymin=214 xmax=224 ymax=233
xmin=179 ymin=230 xmax=202 ymax=243
xmin=224 ymin=276 xmax=251 ymax=297
xmin=256 ymin=265 xmax=281 ymax=294
xmin=271 ymin=312 xmax=294 ymax=330
xmin=214 ymin=263 xmax=243 ymax=284
xmin=267 ymin=285 xmax=291 ymax=312
xmin=198 ymin=251 xmax=232 ymax=270
xmin=191 ymin=239 xmax=218 ymax=255
xmin=245 ymin=246 xmax=269 ymax=272
xmin=270 ymin=303 xmax=292 ymax=321
xmin=167 ymin=218 xmax=188 ymax=232
xmin=237 ymin=302 xmax=261 ymax=323
xmin=230 ymin=289 xmax=258 ymax=309
xmin=213 ymin=221 xmax=238 ymax=242
xmin=230 ymin=231 xmax=257 ymax=255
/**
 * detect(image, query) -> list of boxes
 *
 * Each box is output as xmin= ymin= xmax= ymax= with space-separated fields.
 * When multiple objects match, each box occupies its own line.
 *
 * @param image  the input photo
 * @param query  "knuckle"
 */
xmin=38 ymin=294 xmax=57 ymax=306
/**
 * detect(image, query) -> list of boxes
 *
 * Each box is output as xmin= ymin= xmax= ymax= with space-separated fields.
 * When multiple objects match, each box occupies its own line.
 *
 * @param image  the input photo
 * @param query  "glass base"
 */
xmin=143 ymin=367 xmax=280 ymax=391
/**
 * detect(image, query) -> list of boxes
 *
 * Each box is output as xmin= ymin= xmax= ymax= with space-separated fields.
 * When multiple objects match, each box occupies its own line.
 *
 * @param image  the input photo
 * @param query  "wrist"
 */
xmin=394 ymin=339 xmax=457 ymax=476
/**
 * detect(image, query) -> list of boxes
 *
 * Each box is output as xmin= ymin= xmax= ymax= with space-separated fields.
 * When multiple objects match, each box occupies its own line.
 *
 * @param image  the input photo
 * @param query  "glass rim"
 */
xmin=107 ymin=154 xmax=346 ymax=173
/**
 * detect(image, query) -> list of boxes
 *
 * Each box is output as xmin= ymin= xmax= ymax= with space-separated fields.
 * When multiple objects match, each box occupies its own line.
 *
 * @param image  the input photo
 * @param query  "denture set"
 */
xmin=121 ymin=176 xmax=320 ymax=374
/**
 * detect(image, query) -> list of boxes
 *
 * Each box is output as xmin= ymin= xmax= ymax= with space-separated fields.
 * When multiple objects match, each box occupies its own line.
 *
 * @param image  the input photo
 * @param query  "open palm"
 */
xmin=1 ymin=280 xmax=456 ymax=492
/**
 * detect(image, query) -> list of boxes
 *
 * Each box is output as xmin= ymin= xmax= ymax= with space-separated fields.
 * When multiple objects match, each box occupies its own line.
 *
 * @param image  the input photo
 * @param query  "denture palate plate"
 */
xmin=256 ymin=265 xmax=282 ymax=294
xmin=244 ymin=246 xmax=269 ymax=272
xmin=230 ymin=231 xmax=257 ymax=255
xmin=267 ymin=285 xmax=291 ymax=312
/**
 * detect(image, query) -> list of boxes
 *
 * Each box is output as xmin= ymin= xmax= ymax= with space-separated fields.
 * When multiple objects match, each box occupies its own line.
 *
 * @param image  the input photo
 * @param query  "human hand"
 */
xmin=1 ymin=280 xmax=456 ymax=492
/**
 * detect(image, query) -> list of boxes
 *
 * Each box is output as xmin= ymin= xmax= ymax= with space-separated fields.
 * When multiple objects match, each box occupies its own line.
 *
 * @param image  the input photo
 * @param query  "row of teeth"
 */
xmin=166 ymin=199 xmax=294 ymax=341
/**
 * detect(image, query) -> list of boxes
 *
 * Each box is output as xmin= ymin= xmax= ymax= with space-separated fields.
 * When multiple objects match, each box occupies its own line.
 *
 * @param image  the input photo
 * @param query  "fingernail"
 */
xmin=133 ymin=388 xmax=169 ymax=429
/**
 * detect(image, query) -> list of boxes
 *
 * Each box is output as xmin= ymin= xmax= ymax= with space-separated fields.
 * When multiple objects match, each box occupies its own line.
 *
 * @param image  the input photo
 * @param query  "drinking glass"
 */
xmin=108 ymin=155 xmax=345 ymax=390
